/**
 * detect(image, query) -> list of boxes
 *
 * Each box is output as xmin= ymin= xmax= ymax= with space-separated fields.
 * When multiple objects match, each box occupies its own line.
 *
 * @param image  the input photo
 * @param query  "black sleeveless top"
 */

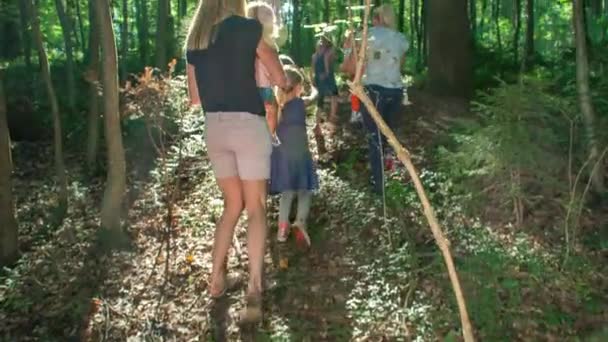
xmin=186 ymin=16 xmax=265 ymax=116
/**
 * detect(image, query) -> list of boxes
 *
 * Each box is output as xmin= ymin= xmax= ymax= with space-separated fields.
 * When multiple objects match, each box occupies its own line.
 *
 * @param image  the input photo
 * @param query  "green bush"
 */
xmin=436 ymin=78 xmax=573 ymax=224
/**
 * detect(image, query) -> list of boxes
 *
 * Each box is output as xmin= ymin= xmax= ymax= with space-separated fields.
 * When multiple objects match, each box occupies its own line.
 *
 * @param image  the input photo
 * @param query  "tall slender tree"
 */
xmin=0 ymin=71 xmax=19 ymax=268
xmin=17 ymin=0 xmax=32 ymax=71
xmin=73 ymin=0 xmax=86 ymax=53
xmin=291 ymin=0 xmax=302 ymax=64
xmin=523 ymin=0 xmax=535 ymax=68
xmin=54 ymin=0 xmax=77 ymax=112
xmin=574 ymin=0 xmax=605 ymax=193
xmin=494 ymin=0 xmax=503 ymax=52
xmin=513 ymin=0 xmax=522 ymax=62
xmin=155 ymin=0 xmax=171 ymax=69
xmin=94 ymin=0 xmax=128 ymax=234
xmin=120 ymin=0 xmax=129 ymax=80
xmin=27 ymin=0 xmax=69 ymax=217
xmin=86 ymin=0 xmax=101 ymax=170
xmin=398 ymin=0 xmax=405 ymax=32
xmin=135 ymin=0 xmax=149 ymax=66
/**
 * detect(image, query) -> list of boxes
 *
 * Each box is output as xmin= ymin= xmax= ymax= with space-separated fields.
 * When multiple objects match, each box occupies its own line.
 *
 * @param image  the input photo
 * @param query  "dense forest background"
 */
xmin=1 ymin=0 xmax=607 ymax=340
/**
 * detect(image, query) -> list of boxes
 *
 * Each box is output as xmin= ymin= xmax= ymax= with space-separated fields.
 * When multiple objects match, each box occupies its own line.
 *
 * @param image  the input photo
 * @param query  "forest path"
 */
xmin=2 ymin=92 xmax=605 ymax=341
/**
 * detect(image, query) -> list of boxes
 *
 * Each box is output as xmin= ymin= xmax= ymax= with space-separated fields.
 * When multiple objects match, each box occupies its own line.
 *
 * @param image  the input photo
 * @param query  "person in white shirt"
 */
xmin=361 ymin=4 xmax=408 ymax=195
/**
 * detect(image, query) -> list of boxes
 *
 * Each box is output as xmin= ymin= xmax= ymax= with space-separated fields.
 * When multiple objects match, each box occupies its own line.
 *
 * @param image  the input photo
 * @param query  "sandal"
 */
xmin=240 ymin=292 xmax=263 ymax=324
xmin=209 ymin=273 xmax=243 ymax=299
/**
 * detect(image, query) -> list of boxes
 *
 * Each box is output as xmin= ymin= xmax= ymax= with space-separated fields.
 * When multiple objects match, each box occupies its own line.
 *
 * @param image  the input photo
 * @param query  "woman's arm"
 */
xmin=186 ymin=64 xmax=201 ymax=107
xmin=257 ymin=40 xmax=287 ymax=88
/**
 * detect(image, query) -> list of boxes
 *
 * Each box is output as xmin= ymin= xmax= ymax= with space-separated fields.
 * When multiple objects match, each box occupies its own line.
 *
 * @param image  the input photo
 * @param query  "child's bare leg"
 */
xmin=295 ymin=190 xmax=312 ymax=227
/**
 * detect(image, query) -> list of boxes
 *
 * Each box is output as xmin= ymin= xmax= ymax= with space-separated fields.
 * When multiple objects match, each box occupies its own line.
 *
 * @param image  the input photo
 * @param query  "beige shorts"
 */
xmin=205 ymin=112 xmax=272 ymax=180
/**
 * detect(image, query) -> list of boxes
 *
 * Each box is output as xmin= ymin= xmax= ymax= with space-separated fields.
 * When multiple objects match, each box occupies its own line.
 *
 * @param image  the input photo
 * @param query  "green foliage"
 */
xmin=437 ymin=78 xmax=572 ymax=218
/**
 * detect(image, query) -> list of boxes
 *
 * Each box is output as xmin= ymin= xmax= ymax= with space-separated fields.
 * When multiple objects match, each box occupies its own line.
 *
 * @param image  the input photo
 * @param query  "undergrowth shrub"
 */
xmin=120 ymin=61 xmax=188 ymax=175
xmin=436 ymin=78 xmax=573 ymax=225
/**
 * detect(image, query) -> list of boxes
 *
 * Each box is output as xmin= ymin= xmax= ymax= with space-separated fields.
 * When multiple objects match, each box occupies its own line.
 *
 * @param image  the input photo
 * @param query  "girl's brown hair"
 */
xmin=276 ymin=66 xmax=304 ymax=122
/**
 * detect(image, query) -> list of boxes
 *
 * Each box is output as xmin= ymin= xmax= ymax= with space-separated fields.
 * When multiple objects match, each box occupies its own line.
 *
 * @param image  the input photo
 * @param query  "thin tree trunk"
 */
xmin=86 ymin=0 xmax=101 ymax=170
xmin=27 ymin=0 xmax=69 ymax=217
xmin=479 ymin=0 xmax=487 ymax=36
xmin=513 ymin=0 xmax=521 ymax=62
xmin=0 ymin=71 xmax=19 ymax=268
xmin=470 ymin=0 xmax=477 ymax=42
xmin=135 ymin=0 xmax=148 ymax=66
xmin=94 ymin=0 xmax=127 ymax=233
xmin=420 ymin=0 xmax=428 ymax=68
xmin=18 ymin=0 xmax=32 ymax=71
xmin=66 ymin=0 xmax=81 ymax=53
xmin=74 ymin=0 xmax=86 ymax=53
xmin=291 ymin=0 xmax=302 ymax=64
xmin=494 ymin=0 xmax=503 ymax=52
xmin=324 ymin=0 xmax=330 ymax=23
xmin=399 ymin=0 xmax=406 ymax=32
xmin=54 ymin=0 xmax=77 ymax=112
xmin=120 ymin=0 xmax=129 ymax=80
xmin=523 ymin=0 xmax=534 ymax=68
xmin=155 ymin=0 xmax=170 ymax=69
xmin=574 ymin=0 xmax=605 ymax=193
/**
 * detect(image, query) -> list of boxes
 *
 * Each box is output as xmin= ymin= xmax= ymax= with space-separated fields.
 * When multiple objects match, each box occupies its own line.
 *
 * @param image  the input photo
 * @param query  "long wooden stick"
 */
xmin=349 ymin=1 xmax=475 ymax=341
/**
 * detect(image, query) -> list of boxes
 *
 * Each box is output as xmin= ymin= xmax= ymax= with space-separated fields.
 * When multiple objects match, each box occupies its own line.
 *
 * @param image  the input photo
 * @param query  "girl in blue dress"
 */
xmin=270 ymin=66 xmax=319 ymax=247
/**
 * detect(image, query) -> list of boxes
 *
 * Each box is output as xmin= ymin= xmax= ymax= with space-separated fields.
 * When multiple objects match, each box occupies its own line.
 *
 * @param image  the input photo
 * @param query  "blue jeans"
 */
xmin=360 ymin=85 xmax=403 ymax=194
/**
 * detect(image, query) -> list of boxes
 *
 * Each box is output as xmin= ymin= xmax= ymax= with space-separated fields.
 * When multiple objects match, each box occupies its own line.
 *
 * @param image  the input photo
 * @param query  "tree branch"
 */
xmin=348 ymin=1 xmax=475 ymax=340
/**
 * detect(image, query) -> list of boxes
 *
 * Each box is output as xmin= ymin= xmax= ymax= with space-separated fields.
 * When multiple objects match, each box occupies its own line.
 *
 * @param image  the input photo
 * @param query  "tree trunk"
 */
xmin=419 ymin=0 xmax=428 ymax=69
xmin=590 ymin=0 xmax=602 ymax=15
xmin=27 ymin=0 xmax=69 ymax=217
xmin=574 ymin=0 xmax=605 ymax=193
xmin=135 ymin=0 xmax=149 ymax=66
xmin=73 ymin=0 xmax=86 ymax=53
xmin=470 ymin=0 xmax=477 ymax=42
xmin=120 ymin=0 xmax=129 ymax=80
xmin=86 ymin=0 xmax=101 ymax=170
xmin=94 ymin=0 xmax=127 ymax=232
xmin=323 ymin=0 xmax=330 ymax=23
xmin=513 ymin=0 xmax=521 ymax=62
xmin=18 ymin=0 xmax=32 ymax=71
xmin=494 ymin=0 xmax=503 ymax=52
xmin=54 ymin=0 xmax=77 ymax=112
xmin=155 ymin=0 xmax=170 ymax=69
xmin=291 ymin=0 xmax=302 ymax=64
xmin=523 ymin=0 xmax=534 ymax=68
xmin=0 ymin=72 xmax=19 ymax=268
xmin=398 ymin=0 xmax=406 ymax=32
xmin=479 ymin=0 xmax=487 ymax=36
xmin=427 ymin=0 xmax=473 ymax=98
xmin=65 ymin=0 xmax=81 ymax=53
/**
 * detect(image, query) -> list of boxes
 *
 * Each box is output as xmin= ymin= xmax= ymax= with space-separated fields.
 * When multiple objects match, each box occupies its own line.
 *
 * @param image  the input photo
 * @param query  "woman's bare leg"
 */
xmin=242 ymin=179 xmax=268 ymax=295
xmin=209 ymin=176 xmax=244 ymax=296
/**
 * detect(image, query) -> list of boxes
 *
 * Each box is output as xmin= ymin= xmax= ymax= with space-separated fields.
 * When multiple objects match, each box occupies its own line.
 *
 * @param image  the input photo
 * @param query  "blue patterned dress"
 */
xmin=269 ymin=98 xmax=319 ymax=195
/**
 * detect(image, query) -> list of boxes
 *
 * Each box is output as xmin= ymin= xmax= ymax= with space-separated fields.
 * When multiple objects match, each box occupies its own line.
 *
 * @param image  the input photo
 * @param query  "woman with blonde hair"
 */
xmin=185 ymin=0 xmax=287 ymax=322
xmin=344 ymin=4 xmax=408 ymax=195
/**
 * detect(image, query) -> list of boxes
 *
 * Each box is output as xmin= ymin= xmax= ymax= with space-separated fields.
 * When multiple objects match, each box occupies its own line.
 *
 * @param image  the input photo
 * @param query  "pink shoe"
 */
xmin=292 ymin=223 xmax=311 ymax=249
xmin=384 ymin=152 xmax=395 ymax=172
xmin=277 ymin=222 xmax=290 ymax=242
